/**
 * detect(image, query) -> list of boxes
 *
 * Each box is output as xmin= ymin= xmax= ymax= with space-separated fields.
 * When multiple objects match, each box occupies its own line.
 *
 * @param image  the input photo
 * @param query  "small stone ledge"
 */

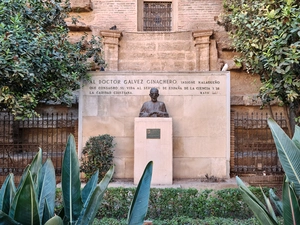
xmin=231 ymin=95 xmax=281 ymax=106
xmin=71 ymin=0 xmax=92 ymax=12
xmin=231 ymin=95 xmax=262 ymax=106
xmin=67 ymin=22 xmax=91 ymax=31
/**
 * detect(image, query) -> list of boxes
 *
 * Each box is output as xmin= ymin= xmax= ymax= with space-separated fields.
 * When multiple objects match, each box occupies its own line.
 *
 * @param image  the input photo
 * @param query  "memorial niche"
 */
xmin=139 ymin=87 xmax=169 ymax=117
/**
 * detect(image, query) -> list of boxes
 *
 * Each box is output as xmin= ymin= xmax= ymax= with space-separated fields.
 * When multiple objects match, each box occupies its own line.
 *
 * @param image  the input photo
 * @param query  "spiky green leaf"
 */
xmin=76 ymin=166 xmax=114 ymax=225
xmin=269 ymin=188 xmax=283 ymax=216
xmin=236 ymin=176 xmax=267 ymax=210
xmin=17 ymin=165 xmax=29 ymax=191
xmin=292 ymin=126 xmax=300 ymax=149
xmin=44 ymin=215 xmax=64 ymax=225
xmin=38 ymin=159 xmax=56 ymax=221
xmin=261 ymin=187 xmax=277 ymax=222
xmin=61 ymin=134 xmax=83 ymax=224
xmin=9 ymin=171 xmax=40 ymax=225
xmin=0 ymin=174 xmax=16 ymax=214
xmin=0 ymin=211 xmax=21 ymax=225
xmin=282 ymin=178 xmax=300 ymax=225
xmin=81 ymin=170 xmax=99 ymax=205
xmin=29 ymin=148 xmax=43 ymax=184
xmin=268 ymin=118 xmax=300 ymax=195
xmin=127 ymin=161 xmax=153 ymax=225
xmin=41 ymin=199 xmax=51 ymax=225
xmin=236 ymin=177 xmax=277 ymax=225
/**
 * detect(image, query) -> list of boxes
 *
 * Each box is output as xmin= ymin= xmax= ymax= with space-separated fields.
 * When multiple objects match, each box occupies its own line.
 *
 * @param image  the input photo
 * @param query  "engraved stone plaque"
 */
xmin=146 ymin=129 xmax=161 ymax=139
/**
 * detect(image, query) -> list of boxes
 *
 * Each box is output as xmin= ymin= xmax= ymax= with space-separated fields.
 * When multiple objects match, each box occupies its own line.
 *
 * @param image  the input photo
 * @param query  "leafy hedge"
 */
xmin=95 ymin=187 xmax=270 ymax=220
xmin=56 ymin=186 xmax=270 ymax=221
xmin=93 ymin=216 xmax=261 ymax=225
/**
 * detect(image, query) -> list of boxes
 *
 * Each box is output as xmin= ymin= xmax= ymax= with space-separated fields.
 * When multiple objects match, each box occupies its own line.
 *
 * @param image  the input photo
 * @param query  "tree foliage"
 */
xmin=0 ymin=0 xmax=104 ymax=119
xmin=222 ymin=0 xmax=300 ymax=127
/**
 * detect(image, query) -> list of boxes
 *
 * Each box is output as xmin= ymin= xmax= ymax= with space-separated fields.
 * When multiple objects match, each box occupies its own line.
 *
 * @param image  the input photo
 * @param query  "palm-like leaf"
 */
xmin=76 ymin=166 xmax=114 ymax=225
xmin=282 ymin=178 xmax=300 ymax=225
xmin=0 ymin=211 xmax=21 ymax=225
xmin=261 ymin=187 xmax=277 ymax=221
xmin=9 ymin=171 xmax=40 ymax=225
xmin=0 ymin=173 xmax=16 ymax=214
xmin=127 ymin=161 xmax=153 ymax=225
xmin=38 ymin=159 xmax=56 ymax=222
xmin=292 ymin=125 xmax=300 ymax=149
xmin=29 ymin=148 xmax=43 ymax=184
xmin=17 ymin=165 xmax=29 ymax=191
xmin=267 ymin=118 xmax=300 ymax=195
xmin=61 ymin=134 xmax=83 ymax=223
xmin=236 ymin=176 xmax=277 ymax=225
xmin=42 ymin=200 xmax=51 ymax=225
xmin=269 ymin=189 xmax=283 ymax=216
xmin=44 ymin=215 xmax=64 ymax=225
xmin=81 ymin=170 xmax=99 ymax=205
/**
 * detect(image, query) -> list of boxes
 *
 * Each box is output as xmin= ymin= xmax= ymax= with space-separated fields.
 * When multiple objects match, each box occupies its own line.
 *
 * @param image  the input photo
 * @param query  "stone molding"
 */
xmin=192 ymin=30 xmax=215 ymax=71
xmin=192 ymin=30 xmax=213 ymax=44
xmin=100 ymin=30 xmax=123 ymax=71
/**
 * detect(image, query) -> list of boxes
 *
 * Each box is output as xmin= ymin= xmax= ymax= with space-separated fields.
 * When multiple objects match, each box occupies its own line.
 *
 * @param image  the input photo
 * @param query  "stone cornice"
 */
xmin=192 ymin=30 xmax=213 ymax=38
xmin=100 ymin=30 xmax=123 ymax=39
xmin=192 ymin=30 xmax=213 ymax=46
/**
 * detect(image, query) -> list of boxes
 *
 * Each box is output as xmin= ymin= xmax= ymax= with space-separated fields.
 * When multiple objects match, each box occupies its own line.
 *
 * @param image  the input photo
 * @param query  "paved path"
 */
xmin=108 ymin=178 xmax=241 ymax=190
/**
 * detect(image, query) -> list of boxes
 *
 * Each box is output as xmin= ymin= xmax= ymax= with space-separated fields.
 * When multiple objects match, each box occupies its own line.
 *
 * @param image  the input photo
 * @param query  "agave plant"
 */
xmin=236 ymin=118 xmax=300 ymax=225
xmin=0 ymin=134 xmax=114 ymax=225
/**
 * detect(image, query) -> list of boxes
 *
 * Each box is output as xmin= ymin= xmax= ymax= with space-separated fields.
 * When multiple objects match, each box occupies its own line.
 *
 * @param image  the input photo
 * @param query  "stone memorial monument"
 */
xmin=139 ymin=88 xmax=169 ymax=117
xmin=134 ymin=88 xmax=173 ymax=185
xmin=79 ymin=72 xmax=230 ymax=182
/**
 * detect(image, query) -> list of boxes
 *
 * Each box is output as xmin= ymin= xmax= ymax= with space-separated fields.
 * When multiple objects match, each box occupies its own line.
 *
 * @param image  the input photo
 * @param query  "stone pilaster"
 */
xmin=209 ymin=39 xmax=219 ymax=71
xmin=192 ymin=30 xmax=213 ymax=71
xmin=100 ymin=30 xmax=122 ymax=71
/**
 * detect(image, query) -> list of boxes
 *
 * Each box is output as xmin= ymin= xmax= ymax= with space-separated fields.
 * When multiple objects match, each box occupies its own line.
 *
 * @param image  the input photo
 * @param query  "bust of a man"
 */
xmin=139 ymin=88 xmax=169 ymax=117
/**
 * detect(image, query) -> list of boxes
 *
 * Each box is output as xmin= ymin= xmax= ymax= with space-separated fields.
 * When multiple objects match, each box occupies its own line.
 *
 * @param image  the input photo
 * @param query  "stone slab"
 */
xmin=134 ymin=118 xmax=173 ymax=185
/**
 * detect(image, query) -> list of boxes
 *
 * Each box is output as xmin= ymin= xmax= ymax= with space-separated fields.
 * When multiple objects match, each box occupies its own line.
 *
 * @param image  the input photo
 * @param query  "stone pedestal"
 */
xmin=134 ymin=118 xmax=173 ymax=185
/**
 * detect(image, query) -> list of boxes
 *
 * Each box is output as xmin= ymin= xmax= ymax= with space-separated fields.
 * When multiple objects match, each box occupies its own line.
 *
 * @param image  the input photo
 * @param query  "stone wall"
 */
xmin=70 ymin=0 xmax=223 ymax=32
xmin=119 ymin=32 xmax=196 ymax=72
xmin=177 ymin=0 xmax=224 ymax=31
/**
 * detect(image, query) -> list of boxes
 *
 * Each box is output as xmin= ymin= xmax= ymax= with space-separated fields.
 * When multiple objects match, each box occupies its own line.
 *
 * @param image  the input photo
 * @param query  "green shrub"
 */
xmin=80 ymin=134 xmax=115 ymax=181
xmin=93 ymin=216 xmax=262 ymax=225
xmin=204 ymin=187 xmax=270 ymax=219
xmin=55 ymin=188 xmax=63 ymax=215
xmin=147 ymin=188 xmax=211 ymax=219
xmin=93 ymin=218 xmax=127 ymax=225
xmin=97 ymin=187 xmax=135 ymax=219
xmin=94 ymin=186 xmax=270 ymax=221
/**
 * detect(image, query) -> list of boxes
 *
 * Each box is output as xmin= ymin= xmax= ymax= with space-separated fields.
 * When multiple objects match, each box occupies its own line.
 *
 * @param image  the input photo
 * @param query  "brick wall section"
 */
xmin=178 ymin=0 xmax=223 ymax=31
xmin=92 ymin=0 xmax=137 ymax=31
xmin=72 ymin=0 xmax=224 ymax=32
xmin=119 ymin=32 xmax=196 ymax=71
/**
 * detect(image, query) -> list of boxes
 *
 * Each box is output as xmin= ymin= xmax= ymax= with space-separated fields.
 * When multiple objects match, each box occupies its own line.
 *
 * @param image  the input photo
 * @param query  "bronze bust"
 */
xmin=139 ymin=88 xmax=169 ymax=117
